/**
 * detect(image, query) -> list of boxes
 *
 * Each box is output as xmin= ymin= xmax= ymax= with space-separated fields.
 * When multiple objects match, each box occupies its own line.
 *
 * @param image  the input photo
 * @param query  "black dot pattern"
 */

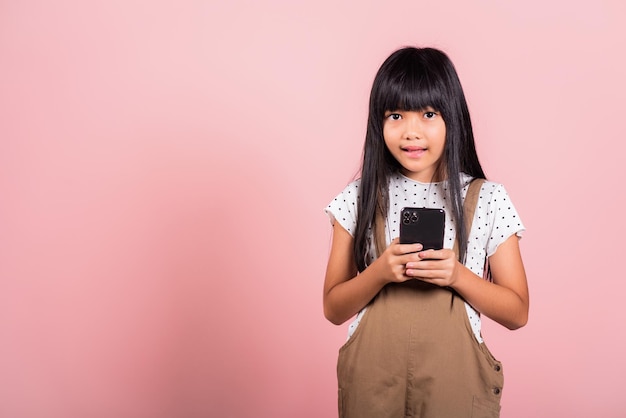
xmin=324 ymin=173 xmax=525 ymax=342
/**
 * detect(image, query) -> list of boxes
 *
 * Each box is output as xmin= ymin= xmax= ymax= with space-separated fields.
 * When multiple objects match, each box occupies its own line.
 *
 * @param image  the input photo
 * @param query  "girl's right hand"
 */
xmin=324 ymin=223 xmax=423 ymax=325
xmin=372 ymin=238 xmax=423 ymax=283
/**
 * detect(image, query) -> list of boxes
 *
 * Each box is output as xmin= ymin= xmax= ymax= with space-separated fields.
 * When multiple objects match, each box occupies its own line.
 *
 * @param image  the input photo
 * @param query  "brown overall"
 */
xmin=337 ymin=180 xmax=503 ymax=418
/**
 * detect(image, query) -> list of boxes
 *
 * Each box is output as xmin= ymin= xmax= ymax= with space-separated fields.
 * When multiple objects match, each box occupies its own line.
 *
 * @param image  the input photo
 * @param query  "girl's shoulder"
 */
xmin=326 ymin=177 xmax=362 ymax=210
xmin=471 ymin=178 xmax=514 ymax=202
xmin=463 ymin=175 xmax=523 ymax=224
xmin=331 ymin=178 xmax=362 ymax=199
xmin=462 ymin=174 xmax=509 ymax=196
xmin=325 ymin=178 xmax=362 ymax=235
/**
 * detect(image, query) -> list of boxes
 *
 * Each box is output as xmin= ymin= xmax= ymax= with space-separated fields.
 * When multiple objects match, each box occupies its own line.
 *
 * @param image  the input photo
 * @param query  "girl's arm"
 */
xmin=406 ymin=234 xmax=529 ymax=329
xmin=323 ymin=221 xmax=422 ymax=325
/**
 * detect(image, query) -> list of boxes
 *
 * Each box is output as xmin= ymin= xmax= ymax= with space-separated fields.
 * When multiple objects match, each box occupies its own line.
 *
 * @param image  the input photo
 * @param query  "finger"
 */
xmin=390 ymin=237 xmax=418 ymax=251
xmin=417 ymin=249 xmax=449 ymax=260
xmin=405 ymin=263 xmax=436 ymax=275
xmin=406 ymin=268 xmax=447 ymax=280
xmin=406 ymin=258 xmax=446 ymax=272
xmin=397 ymin=243 xmax=422 ymax=255
xmin=405 ymin=269 xmax=437 ymax=280
xmin=405 ymin=268 xmax=421 ymax=277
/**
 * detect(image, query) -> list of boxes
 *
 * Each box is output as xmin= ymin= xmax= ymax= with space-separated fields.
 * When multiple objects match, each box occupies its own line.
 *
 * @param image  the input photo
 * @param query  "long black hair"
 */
xmin=353 ymin=46 xmax=486 ymax=272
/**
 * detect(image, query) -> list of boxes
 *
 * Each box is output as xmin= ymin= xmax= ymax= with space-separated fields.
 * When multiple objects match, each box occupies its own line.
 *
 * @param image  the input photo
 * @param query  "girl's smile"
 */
xmin=383 ymin=108 xmax=446 ymax=183
xmin=401 ymin=145 xmax=427 ymax=158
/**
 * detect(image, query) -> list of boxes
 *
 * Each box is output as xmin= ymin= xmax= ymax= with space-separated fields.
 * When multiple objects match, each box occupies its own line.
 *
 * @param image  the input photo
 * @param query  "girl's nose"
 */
xmin=403 ymin=115 xmax=422 ymax=139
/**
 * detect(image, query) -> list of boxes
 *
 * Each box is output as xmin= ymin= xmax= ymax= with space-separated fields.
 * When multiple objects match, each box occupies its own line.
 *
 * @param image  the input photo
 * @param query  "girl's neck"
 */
xmin=398 ymin=168 xmax=447 ymax=184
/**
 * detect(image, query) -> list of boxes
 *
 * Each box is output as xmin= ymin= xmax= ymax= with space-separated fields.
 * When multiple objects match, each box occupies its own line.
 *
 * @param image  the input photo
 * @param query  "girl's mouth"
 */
xmin=402 ymin=146 xmax=426 ymax=158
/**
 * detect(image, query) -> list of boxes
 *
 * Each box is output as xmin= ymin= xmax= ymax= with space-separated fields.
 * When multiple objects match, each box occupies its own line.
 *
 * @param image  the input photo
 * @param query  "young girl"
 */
xmin=323 ymin=47 xmax=529 ymax=418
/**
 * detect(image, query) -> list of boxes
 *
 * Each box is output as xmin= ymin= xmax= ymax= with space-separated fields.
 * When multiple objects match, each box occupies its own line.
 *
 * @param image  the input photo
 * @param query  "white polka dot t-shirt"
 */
xmin=324 ymin=172 xmax=525 ymax=343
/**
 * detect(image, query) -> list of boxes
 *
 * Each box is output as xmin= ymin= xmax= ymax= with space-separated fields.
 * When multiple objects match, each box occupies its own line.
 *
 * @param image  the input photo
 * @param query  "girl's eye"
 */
xmin=424 ymin=111 xmax=437 ymax=119
xmin=388 ymin=113 xmax=402 ymax=120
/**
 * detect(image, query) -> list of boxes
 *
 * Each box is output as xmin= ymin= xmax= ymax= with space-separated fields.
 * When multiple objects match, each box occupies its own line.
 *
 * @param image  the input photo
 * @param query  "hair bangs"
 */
xmin=375 ymin=58 xmax=447 ymax=115
xmin=388 ymin=77 xmax=444 ymax=113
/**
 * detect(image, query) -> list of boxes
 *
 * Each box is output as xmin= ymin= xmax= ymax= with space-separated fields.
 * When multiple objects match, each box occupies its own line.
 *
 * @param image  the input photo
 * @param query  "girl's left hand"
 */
xmin=405 ymin=248 xmax=460 ymax=287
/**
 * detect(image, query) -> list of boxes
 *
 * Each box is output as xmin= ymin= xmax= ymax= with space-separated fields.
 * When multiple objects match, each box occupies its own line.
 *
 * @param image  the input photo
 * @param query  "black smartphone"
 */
xmin=399 ymin=207 xmax=445 ymax=250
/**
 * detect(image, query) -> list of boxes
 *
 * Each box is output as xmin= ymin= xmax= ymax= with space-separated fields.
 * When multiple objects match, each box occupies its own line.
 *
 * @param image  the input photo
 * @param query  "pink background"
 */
xmin=1 ymin=1 xmax=625 ymax=417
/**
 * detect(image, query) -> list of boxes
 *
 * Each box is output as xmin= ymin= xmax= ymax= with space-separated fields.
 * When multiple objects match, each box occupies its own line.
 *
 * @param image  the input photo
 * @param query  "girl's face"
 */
xmin=383 ymin=107 xmax=446 ymax=183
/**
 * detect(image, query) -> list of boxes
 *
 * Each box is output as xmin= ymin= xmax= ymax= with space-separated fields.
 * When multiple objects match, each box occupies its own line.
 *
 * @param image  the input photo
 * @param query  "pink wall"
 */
xmin=1 ymin=1 xmax=625 ymax=417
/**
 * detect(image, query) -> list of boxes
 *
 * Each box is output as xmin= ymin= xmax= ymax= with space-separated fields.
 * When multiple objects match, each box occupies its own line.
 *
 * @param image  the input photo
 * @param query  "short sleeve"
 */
xmin=485 ymin=183 xmax=525 ymax=257
xmin=324 ymin=180 xmax=360 ymax=236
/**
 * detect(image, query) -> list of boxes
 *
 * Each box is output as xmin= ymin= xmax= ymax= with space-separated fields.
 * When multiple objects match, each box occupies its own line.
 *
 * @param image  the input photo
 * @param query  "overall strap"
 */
xmin=452 ymin=178 xmax=485 ymax=260
xmin=449 ymin=178 xmax=486 ymax=307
